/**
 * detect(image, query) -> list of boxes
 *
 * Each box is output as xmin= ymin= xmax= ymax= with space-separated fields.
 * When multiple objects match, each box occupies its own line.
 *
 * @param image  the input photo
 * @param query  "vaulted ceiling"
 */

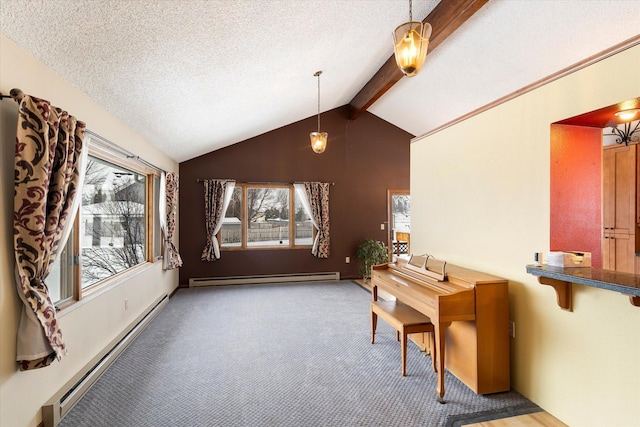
xmin=1 ymin=0 xmax=639 ymax=162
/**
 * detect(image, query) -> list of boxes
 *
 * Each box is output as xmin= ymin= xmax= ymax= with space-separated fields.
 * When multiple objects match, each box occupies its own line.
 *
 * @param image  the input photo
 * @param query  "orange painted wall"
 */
xmin=550 ymin=124 xmax=602 ymax=267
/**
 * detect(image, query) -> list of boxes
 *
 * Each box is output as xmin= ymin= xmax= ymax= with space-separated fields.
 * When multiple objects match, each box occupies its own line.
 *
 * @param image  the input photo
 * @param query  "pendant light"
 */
xmin=310 ymin=71 xmax=328 ymax=154
xmin=615 ymin=108 xmax=640 ymax=121
xmin=609 ymin=108 xmax=640 ymax=146
xmin=393 ymin=0 xmax=432 ymax=77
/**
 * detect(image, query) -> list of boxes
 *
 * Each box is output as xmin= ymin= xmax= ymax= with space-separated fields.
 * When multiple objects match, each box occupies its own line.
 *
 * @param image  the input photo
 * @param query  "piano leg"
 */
xmin=371 ymin=310 xmax=377 ymax=344
xmin=435 ymin=322 xmax=451 ymax=404
xmin=371 ymin=285 xmax=378 ymax=344
xmin=429 ymin=332 xmax=437 ymax=373
xmin=401 ymin=326 xmax=408 ymax=376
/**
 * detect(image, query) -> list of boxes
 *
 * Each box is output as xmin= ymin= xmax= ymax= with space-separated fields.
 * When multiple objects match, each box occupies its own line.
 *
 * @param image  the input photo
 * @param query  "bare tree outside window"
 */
xmin=220 ymin=184 xmax=314 ymax=249
xmin=80 ymin=158 xmax=146 ymax=287
xmin=392 ymin=194 xmax=410 ymax=233
xmin=247 ymin=187 xmax=289 ymax=246
xmin=247 ymin=188 xmax=272 ymax=223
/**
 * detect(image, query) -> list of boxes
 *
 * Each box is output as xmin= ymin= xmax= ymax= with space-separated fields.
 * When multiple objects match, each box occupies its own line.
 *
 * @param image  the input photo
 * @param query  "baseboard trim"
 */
xmin=42 ymin=294 xmax=169 ymax=427
xmin=189 ymin=272 xmax=340 ymax=287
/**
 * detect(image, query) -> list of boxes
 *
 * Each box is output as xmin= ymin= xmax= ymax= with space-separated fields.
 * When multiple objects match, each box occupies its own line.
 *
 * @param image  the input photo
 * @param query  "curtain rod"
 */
xmin=297 ymin=181 xmax=335 ymax=186
xmin=196 ymin=179 xmax=334 ymax=186
xmin=86 ymin=130 xmax=165 ymax=174
xmin=2 ymin=89 xmax=165 ymax=175
xmin=0 ymin=88 xmax=24 ymax=102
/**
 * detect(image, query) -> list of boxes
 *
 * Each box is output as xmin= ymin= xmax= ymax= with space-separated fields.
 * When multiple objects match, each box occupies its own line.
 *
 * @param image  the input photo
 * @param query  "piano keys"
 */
xmin=371 ymin=255 xmax=510 ymax=401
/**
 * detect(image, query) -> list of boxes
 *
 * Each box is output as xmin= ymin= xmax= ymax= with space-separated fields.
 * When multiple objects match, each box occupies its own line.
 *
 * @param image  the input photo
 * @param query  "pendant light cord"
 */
xmin=409 ymin=0 xmax=413 ymax=22
xmin=315 ymin=71 xmax=322 ymax=132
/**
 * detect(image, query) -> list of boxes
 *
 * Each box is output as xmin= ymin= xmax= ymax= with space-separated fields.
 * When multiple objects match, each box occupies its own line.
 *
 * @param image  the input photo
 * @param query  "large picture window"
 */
xmin=220 ymin=184 xmax=312 ymax=249
xmin=80 ymin=157 xmax=147 ymax=287
xmin=247 ymin=186 xmax=289 ymax=247
xmin=48 ymin=136 xmax=164 ymax=308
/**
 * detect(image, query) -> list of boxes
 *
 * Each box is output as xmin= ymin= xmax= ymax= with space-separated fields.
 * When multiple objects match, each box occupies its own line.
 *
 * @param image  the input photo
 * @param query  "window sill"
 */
xmin=57 ymin=259 xmax=161 ymax=317
xmin=221 ymin=245 xmax=313 ymax=251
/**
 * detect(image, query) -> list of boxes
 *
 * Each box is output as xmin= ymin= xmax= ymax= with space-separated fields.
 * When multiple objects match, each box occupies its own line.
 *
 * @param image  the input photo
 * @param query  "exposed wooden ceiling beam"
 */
xmin=348 ymin=0 xmax=489 ymax=120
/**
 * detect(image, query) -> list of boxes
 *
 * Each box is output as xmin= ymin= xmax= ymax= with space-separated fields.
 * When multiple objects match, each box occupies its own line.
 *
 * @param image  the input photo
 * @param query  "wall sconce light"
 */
xmin=310 ymin=71 xmax=327 ymax=154
xmin=610 ymin=108 xmax=640 ymax=146
xmin=393 ymin=0 xmax=432 ymax=77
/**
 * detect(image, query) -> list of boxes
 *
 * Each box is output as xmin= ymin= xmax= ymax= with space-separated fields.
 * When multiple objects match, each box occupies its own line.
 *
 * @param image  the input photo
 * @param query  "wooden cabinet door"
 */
xmin=602 ymin=144 xmax=638 ymax=273
xmin=602 ymin=145 xmax=636 ymax=234
xmin=603 ymin=147 xmax=616 ymax=231
xmin=616 ymin=234 xmax=637 ymax=274
xmin=603 ymin=232 xmax=636 ymax=273
xmin=637 ymin=147 xmax=640 ymax=225
xmin=602 ymin=232 xmax=613 ymax=270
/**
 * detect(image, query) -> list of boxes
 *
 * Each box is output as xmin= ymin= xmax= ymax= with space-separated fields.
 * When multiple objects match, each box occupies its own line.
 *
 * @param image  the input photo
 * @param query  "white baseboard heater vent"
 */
xmin=42 ymin=294 xmax=169 ymax=427
xmin=189 ymin=272 xmax=340 ymax=287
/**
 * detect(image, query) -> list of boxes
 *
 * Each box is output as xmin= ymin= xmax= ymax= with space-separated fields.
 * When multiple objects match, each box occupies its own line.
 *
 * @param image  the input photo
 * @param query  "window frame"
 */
xmin=221 ymin=183 xmax=314 ymax=251
xmin=150 ymin=173 xmax=164 ymax=261
xmin=50 ymin=219 xmax=79 ymax=311
xmin=51 ymin=137 xmax=164 ymax=310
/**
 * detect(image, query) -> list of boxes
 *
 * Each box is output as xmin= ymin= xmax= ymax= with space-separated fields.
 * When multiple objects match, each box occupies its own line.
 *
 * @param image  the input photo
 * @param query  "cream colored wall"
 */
xmin=0 ymin=34 xmax=180 ymax=427
xmin=411 ymin=44 xmax=640 ymax=426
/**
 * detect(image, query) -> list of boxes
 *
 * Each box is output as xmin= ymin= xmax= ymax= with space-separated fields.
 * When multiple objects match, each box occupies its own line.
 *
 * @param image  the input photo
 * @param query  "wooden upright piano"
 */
xmin=371 ymin=255 xmax=510 ymax=401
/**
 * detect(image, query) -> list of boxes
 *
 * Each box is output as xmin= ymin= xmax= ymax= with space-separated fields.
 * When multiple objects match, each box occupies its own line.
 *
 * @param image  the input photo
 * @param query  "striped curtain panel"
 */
xmin=13 ymin=93 xmax=87 ymax=370
xmin=164 ymin=172 xmax=183 ymax=269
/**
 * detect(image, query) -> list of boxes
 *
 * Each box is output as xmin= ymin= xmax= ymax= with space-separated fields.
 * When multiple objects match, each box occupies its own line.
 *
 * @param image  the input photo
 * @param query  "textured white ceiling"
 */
xmin=1 ymin=0 xmax=639 ymax=162
xmin=370 ymin=0 xmax=640 ymax=136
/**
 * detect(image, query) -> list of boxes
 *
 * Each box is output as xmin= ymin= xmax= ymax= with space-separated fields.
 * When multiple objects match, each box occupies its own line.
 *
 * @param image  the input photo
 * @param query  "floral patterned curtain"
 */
xmin=201 ymin=179 xmax=235 ymax=261
xmin=303 ymin=182 xmax=330 ymax=258
xmin=164 ymin=172 xmax=183 ymax=269
xmin=13 ymin=93 xmax=87 ymax=370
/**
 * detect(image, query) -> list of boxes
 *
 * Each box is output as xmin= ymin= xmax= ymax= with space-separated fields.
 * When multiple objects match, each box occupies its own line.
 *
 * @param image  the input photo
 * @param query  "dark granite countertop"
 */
xmin=526 ymin=264 xmax=640 ymax=297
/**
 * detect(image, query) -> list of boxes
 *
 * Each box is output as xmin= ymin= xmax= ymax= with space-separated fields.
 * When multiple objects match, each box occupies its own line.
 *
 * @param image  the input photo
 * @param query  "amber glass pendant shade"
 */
xmin=310 ymin=71 xmax=327 ymax=153
xmin=393 ymin=21 xmax=432 ymax=77
xmin=310 ymin=131 xmax=328 ymax=154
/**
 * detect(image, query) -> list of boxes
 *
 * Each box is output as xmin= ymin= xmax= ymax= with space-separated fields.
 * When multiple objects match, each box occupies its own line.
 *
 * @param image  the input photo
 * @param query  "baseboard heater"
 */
xmin=189 ymin=271 xmax=340 ymax=287
xmin=42 ymin=294 xmax=169 ymax=427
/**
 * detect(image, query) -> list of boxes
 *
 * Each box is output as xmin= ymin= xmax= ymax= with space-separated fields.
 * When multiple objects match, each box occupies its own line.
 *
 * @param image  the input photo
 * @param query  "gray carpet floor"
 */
xmin=59 ymin=280 xmax=538 ymax=427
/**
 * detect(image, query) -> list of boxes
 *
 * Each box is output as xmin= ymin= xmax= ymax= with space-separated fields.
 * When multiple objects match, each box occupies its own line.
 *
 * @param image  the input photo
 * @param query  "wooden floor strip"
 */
xmin=464 ymin=411 xmax=568 ymax=427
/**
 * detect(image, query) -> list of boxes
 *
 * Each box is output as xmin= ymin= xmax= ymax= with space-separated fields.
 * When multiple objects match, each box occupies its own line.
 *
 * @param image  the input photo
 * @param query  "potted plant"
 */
xmin=356 ymin=239 xmax=389 ymax=282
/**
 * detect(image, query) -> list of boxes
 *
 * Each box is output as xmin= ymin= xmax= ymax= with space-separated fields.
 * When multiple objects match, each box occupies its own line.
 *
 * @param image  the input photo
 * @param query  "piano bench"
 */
xmin=370 ymin=300 xmax=436 ymax=376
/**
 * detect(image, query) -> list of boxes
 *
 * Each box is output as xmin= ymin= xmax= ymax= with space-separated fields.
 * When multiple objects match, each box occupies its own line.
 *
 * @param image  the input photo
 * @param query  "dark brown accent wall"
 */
xmin=178 ymin=106 xmax=412 ymax=286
